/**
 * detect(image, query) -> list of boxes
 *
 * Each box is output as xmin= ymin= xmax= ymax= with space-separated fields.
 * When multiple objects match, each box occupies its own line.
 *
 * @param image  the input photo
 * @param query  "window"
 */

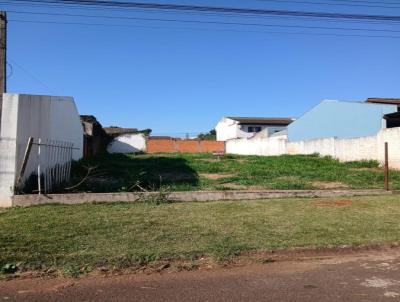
xmin=248 ymin=126 xmax=262 ymax=133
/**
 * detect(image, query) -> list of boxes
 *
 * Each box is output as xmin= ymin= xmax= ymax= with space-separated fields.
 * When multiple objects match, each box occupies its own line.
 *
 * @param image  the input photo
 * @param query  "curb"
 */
xmin=11 ymin=189 xmax=397 ymax=207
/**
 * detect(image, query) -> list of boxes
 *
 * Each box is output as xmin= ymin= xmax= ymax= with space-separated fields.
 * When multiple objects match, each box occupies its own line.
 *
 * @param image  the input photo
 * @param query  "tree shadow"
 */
xmin=67 ymin=153 xmax=199 ymax=193
xmin=107 ymin=140 xmax=142 ymax=154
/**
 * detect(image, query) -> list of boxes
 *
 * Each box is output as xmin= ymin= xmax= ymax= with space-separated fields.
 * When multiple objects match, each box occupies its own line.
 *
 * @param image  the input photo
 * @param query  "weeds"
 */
xmin=137 ymin=186 xmax=172 ymax=205
xmin=66 ymin=153 xmax=397 ymax=192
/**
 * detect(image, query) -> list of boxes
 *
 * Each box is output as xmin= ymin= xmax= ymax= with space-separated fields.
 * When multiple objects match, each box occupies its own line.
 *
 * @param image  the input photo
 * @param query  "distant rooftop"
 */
xmin=365 ymin=98 xmax=400 ymax=105
xmin=227 ymin=117 xmax=294 ymax=125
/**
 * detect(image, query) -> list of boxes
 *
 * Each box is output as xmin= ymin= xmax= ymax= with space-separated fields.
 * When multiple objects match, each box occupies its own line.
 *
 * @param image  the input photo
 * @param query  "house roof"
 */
xmin=80 ymin=115 xmax=108 ymax=137
xmin=227 ymin=117 xmax=294 ymax=125
xmin=383 ymin=112 xmax=400 ymax=119
xmin=365 ymin=98 xmax=400 ymax=105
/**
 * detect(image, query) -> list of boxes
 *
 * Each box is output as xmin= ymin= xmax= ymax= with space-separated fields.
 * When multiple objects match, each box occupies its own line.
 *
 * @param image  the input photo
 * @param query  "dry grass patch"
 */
xmin=196 ymin=158 xmax=220 ymax=163
xmin=351 ymin=167 xmax=382 ymax=172
xmin=275 ymin=176 xmax=301 ymax=182
xmin=312 ymin=199 xmax=353 ymax=207
xmin=312 ymin=181 xmax=349 ymax=189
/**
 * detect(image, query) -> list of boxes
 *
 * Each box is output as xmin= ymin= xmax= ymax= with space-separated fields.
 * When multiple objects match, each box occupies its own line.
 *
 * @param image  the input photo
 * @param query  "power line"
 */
xmin=5 ymin=0 xmax=400 ymax=22
xmin=7 ymin=57 xmax=54 ymax=92
xmin=6 ymin=62 xmax=13 ymax=79
xmin=5 ymin=1 xmax=400 ymax=39
xmin=2 ymin=0 xmax=400 ymax=27
xmin=252 ymin=0 xmax=400 ymax=9
xmin=6 ymin=0 xmax=400 ymax=10
xmin=7 ymin=10 xmax=400 ymax=34
xmin=9 ymin=18 xmax=400 ymax=39
xmin=325 ymin=0 xmax=400 ymax=5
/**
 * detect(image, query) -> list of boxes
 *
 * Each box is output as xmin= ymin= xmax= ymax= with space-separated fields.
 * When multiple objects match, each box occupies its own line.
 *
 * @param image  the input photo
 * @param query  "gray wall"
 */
xmin=0 ymin=93 xmax=83 ymax=206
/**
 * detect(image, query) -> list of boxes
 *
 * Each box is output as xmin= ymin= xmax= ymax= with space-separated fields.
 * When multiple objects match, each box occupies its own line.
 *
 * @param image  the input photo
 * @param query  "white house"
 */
xmin=215 ymin=117 xmax=294 ymax=141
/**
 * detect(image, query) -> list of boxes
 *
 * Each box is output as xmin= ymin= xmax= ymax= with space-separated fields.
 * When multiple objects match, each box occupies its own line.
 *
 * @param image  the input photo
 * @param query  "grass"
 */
xmin=1 ymin=195 xmax=400 ymax=276
xmin=64 ymin=153 xmax=400 ymax=192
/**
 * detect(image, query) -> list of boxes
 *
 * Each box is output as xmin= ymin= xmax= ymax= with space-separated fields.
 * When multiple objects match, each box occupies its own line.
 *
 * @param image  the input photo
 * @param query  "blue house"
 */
xmin=288 ymin=100 xmax=398 ymax=142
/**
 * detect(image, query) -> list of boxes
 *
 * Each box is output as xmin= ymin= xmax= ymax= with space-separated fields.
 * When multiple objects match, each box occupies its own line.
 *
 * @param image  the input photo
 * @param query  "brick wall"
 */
xmin=147 ymin=139 xmax=225 ymax=154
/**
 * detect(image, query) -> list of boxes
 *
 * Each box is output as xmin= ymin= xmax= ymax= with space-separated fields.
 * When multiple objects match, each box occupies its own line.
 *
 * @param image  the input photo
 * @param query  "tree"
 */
xmin=138 ymin=128 xmax=152 ymax=136
xmin=197 ymin=129 xmax=216 ymax=140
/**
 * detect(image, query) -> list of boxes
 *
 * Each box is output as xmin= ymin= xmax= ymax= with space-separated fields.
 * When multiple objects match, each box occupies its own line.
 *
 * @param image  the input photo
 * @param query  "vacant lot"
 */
xmin=67 ymin=153 xmax=400 ymax=193
xmin=1 ymin=195 xmax=400 ymax=276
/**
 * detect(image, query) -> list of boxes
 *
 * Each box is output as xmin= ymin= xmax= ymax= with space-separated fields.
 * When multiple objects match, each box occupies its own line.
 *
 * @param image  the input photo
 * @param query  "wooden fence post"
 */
xmin=15 ymin=137 xmax=34 ymax=191
xmin=384 ymin=142 xmax=389 ymax=191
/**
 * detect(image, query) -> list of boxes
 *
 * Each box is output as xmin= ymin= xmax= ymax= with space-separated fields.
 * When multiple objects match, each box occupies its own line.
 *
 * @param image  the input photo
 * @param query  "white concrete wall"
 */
xmin=226 ymin=127 xmax=400 ymax=169
xmin=107 ymin=133 xmax=146 ymax=153
xmin=0 ymin=93 xmax=83 ymax=206
xmin=0 ymin=138 xmax=17 ymax=205
xmin=226 ymin=136 xmax=287 ymax=156
xmin=287 ymin=138 xmax=336 ymax=157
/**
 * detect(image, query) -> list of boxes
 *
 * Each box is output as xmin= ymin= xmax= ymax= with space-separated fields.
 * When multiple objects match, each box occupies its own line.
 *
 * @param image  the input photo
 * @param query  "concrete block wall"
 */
xmin=287 ymin=138 xmax=335 ymax=157
xmin=0 ymin=138 xmax=17 ymax=201
xmin=377 ymin=128 xmax=400 ymax=169
xmin=226 ymin=137 xmax=287 ymax=156
xmin=334 ymin=136 xmax=377 ymax=162
xmin=226 ymin=127 xmax=400 ymax=169
xmin=0 ymin=93 xmax=84 ymax=207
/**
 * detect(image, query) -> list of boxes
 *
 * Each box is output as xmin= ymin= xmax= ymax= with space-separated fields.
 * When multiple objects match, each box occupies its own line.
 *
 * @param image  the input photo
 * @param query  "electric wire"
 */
xmin=7 ymin=10 xmax=400 ymax=34
xmin=9 ymin=18 xmax=400 ymax=39
xmin=7 ymin=57 xmax=54 ymax=92
xmin=5 ymin=0 xmax=400 ymax=22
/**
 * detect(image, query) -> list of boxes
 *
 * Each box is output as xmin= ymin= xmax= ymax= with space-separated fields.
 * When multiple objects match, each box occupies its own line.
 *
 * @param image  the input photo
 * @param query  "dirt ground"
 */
xmin=2 ymin=247 xmax=400 ymax=301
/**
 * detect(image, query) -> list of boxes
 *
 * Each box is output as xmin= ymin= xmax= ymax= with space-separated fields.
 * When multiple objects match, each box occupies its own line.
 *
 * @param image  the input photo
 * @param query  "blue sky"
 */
xmin=3 ymin=0 xmax=400 ymax=136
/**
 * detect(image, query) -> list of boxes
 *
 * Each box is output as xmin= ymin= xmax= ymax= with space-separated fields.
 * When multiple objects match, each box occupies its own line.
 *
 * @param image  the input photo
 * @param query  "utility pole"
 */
xmin=0 ymin=11 xmax=6 ymax=94
xmin=0 ymin=11 xmax=6 ymax=132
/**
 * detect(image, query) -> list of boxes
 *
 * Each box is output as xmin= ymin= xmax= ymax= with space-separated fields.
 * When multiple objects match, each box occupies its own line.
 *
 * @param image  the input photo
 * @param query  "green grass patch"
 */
xmin=65 ymin=153 xmax=400 ymax=192
xmin=1 ymin=195 xmax=400 ymax=276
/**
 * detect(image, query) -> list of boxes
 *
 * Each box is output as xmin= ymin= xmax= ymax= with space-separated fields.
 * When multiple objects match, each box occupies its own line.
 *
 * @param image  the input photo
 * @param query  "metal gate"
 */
xmin=16 ymin=137 xmax=77 ymax=194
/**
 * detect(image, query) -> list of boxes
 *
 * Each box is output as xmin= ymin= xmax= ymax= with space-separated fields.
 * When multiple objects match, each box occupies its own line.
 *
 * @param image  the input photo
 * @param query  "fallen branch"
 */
xmin=128 ymin=180 xmax=148 ymax=192
xmin=64 ymin=165 xmax=98 ymax=190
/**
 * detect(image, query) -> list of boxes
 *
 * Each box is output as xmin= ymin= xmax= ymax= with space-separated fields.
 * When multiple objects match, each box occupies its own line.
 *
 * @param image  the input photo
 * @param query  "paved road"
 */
xmin=2 ymin=249 xmax=400 ymax=301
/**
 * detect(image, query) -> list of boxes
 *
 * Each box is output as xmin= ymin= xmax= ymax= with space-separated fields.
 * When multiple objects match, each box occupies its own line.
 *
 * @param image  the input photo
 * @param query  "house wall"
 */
xmin=0 ymin=93 xmax=84 ymax=207
xmin=239 ymin=125 xmax=286 ymax=137
xmin=226 ymin=127 xmax=400 ymax=169
xmin=216 ymin=117 xmax=288 ymax=141
xmin=107 ymin=133 xmax=146 ymax=153
xmin=288 ymin=100 xmax=397 ymax=142
xmin=215 ymin=118 xmax=239 ymax=141
xmin=236 ymin=125 xmax=260 ymax=140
